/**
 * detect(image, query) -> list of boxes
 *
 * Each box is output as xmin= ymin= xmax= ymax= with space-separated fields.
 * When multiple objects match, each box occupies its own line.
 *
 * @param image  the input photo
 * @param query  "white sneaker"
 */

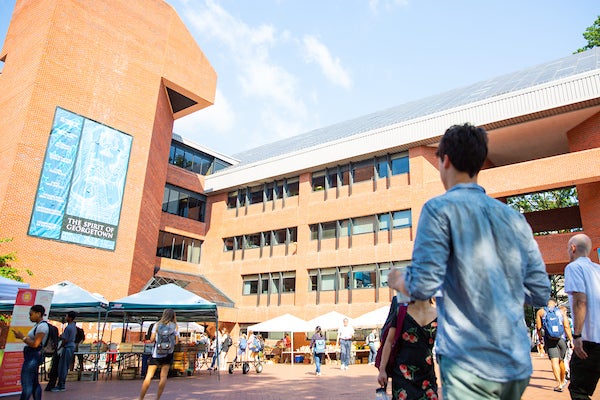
xmin=316 ymin=371 xmax=321 ymax=376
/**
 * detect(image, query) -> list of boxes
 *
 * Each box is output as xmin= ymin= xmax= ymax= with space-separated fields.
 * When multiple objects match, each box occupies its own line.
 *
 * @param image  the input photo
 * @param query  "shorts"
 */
xmin=545 ymin=338 xmax=567 ymax=360
xmin=149 ymin=353 xmax=174 ymax=366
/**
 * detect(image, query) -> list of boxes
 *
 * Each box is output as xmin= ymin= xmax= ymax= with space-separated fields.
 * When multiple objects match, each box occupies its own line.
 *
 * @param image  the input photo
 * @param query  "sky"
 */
xmin=1 ymin=1 xmax=598 ymax=157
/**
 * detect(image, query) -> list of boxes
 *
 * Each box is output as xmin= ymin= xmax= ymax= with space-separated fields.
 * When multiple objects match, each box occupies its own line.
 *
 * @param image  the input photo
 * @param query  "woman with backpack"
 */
xmin=310 ymin=325 xmax=326 ymax=376
xmin=12 ymin=304 xmax=48 ymax=400
xmin=139 ymin=309 xmax=179 ymax=400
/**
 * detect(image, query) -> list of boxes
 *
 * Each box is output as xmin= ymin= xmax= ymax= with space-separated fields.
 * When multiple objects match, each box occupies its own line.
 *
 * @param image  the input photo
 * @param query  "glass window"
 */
xmin=260 ymin=277 xmax=270 ymax=294
xmin=224 ymin=237 xmax=234 ymax=251
xmin=191 ymin=153 xmax=202 ymax=174
xmin=376 ymin=156 xmax=389 ymax=178
xmin=339 ymin=220 xmax=349 ymax=237
xmin=169 ymin=146 xmax=175 ymax=164
xmin=282 ymin=272 xmax=295 ymax=292
xmin=243 ymin=276 xmax=259 ymax=295
xmin=379 ymin=267 xmax=390 ymax=287
xmin=379 ymin=213 xmax=391 ymax=231
xmin=352 ymin=160 xmax=374 ymax=183
xmin=320 ymin=270 xmax=336 ymax=291
xmin=340 ymin=165 xmax=350 ymax=186
xmin=353 ymin=264 xmax=376 ymax=288
xmin=249 ymin=185 xmax=263 ymax=204
xmin=173 ymin=147 xmax=185 ymax=167
xmin=188 ymin=242 xmax=201 ymax=264
xmin=339 ymin=266 xmax=350 ymax=290
xmin=245 ymin=234 xmax=261 ymax=249
xmin=273 ymin=229 xmax=286 ymax=245
xmin=156 ymin=231 xmax=173 ymax=258
xmin=310 ymin=225 xmax=319 ymax=240
xmin=263 ymin=232 xmax=271 ymax=247
xmin=166 ymin=189 xmax=179 ymax=215
xmin=265 ymin=183 xmax=275 ymax=201
xmin=162 ymin=187 xmax=170 ymax=212
xmin=169 ymin=141 xmax=232 ymax=175
xmin=327 ymin=169 xmax=338 ymax=188
xmin=274 ymin=181 xmax=283 ymax=199
xmin=391 ymin=154 xmax=409 ymax=175
xmin=392 ymin=210 xmax=411 ymax=228
xmin=312 ymin=171 xmax=326 ymax=191
xmin=352 ymin=216 xmax=375 ymax=235
xmin=238 ymin=188 xmax=247 ymax=207
xmin=227 ymin=191 xmax=238 ymax=209
xmin=271 ymin=275 xmax=280 ymax=294
xmin=288 ymin=227 xmax=297 ymax=243
xmin=309 ymin=272 xmax=318 ymax=291
xmin=321 ymin=222 xmax=336 ymax=239
xmin=286 ymin=177 xmax=299 ymax=197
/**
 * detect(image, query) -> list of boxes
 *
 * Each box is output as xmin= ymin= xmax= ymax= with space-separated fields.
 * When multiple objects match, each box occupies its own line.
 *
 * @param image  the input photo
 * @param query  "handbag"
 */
xmin=374 ymin=300 xmax=408 ymax=374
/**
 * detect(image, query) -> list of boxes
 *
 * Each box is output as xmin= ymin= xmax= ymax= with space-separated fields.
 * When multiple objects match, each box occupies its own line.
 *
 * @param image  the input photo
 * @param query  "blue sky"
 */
xmin=1 ymin=1 xmax=598 ymax=156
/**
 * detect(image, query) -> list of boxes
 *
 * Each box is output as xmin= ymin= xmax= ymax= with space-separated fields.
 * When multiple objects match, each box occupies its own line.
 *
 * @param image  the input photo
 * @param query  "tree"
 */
xmin=0 ymin=237 xmax=31 ymax=282
xmin=575 ymin=15 xmax=600 ymax=53
xmin=506 ymin=187 xmax=578 ymax=213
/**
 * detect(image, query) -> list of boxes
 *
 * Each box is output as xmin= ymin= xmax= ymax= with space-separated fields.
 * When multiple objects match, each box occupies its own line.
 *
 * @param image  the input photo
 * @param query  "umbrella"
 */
xmin=306 ymin=311 xmax=352 ymax=331
xmin=352 ymin=306 xmax=391 ymax=328
xmin=247 ymin=313 xmax=310 ymax=365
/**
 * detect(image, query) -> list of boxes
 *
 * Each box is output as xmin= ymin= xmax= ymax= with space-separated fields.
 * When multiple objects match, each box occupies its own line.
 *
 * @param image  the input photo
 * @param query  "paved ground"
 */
xmin=4 ymin=355 xmax=598 ymax=399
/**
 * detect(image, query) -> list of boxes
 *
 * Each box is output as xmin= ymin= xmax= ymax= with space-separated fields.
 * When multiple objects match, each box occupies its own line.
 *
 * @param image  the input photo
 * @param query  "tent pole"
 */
xmin=291 ymin=332 xmax=294 ymax=365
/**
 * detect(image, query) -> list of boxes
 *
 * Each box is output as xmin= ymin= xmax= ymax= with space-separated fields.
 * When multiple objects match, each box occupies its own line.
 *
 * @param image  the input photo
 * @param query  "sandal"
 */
xmin=553 ymin=387 xmax=563 ymax=392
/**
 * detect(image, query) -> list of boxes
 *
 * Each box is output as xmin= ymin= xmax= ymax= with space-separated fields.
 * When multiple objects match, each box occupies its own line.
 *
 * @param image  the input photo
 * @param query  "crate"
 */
xmin=78 ymin=343 xmax=91 ymax=353
xmin=119 ymin=342 xmax=133 ymax=352
xmin=80 ymin=371 xmax=95 ymax=381
xmin=66 ymin=371 xmax=80 ymax=382
xmin=131 ymin=343 xmax=145 ymax=353
xmin=119 ymin=367 xmax=137 ymax=380
xmin=362 ymin=357 xmax=369 ymax=364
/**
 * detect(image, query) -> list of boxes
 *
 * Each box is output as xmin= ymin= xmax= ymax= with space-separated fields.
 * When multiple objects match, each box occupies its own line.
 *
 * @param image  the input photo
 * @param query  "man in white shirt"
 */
xmin=336 ymin=318 xmax=354 ymax=370
xmin=564 ymin=233 xmax=600 ymax=400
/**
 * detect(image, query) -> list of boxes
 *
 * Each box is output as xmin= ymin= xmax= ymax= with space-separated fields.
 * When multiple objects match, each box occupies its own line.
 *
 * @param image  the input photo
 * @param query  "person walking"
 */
xmin=139 ymin=309 xmax=179 ymax=400
xmin=218 ymin=327 xmax=231 ymax=371
xmin=12 ymin=304 xmax=48 ymax=400
xmin=310 ymin=326 xmax=326 ymax=376
xmin=388 ymin=123 xmax=550 ymax=399
xmin=336 ymin=318 xmax=354 ymax=370
xmin=51 ymin=311 xmax=77 ymax=392
xmin=377 ymin=297 xmax=438 ymax=400
xmin=536 ymin=299 xmax=573 ymax=392
xmin=366 ymin=328 xmax=379 ymax=365
xmin=564 ymin=233 xmax=600 ymax=400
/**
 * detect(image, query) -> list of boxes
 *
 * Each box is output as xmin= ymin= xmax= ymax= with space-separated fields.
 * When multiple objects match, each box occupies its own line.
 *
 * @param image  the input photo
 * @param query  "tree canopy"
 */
xmin=575 ymin=15 xmax=600 ymax=53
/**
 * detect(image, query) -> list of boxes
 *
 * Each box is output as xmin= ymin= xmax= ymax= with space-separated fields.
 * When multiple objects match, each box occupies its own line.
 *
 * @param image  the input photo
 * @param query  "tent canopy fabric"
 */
xmin=351 ymin=306 xmax=391 ymax=328
xmin=42 ymin=280 xmax=108 ymax=321
xmin=306 ymin=311 xmax=352 ymax=332
xmin=0 ymin=276 xmax=29 ymax=301
xmin=107 ymin=283 xmax=218 ymax=323
xmin=246 ymin=313 xmax=310 ymax=333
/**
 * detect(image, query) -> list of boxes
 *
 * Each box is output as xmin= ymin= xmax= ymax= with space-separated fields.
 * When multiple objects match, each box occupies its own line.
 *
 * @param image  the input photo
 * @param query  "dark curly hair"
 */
xmin=435 ymin=123 xmax=488 ymax=177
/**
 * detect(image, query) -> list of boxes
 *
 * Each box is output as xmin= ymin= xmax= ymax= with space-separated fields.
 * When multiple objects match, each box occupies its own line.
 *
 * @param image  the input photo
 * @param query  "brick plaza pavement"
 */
xmin=4 ymin=355 xmax=598 ymax=399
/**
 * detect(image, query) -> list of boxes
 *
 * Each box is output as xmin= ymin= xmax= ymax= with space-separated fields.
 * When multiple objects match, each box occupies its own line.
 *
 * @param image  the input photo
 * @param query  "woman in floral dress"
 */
xmin=377 ymin=297 xmax=438 ymax=400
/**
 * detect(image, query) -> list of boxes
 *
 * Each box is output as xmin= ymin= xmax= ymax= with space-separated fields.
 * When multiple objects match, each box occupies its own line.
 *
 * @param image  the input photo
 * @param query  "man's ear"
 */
xmin=441 ymin=154 xmax=451 ymax=169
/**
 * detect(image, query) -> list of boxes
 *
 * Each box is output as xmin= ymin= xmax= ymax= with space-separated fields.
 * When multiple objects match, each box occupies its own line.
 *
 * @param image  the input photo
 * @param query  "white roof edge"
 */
xmin=204 ymin=69 xmax=600 ymax=193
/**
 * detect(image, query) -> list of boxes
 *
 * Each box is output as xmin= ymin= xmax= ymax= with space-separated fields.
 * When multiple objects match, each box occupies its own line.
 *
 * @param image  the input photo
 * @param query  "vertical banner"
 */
xmin=0 ymin=289 xmax=53 ymax=397
xmin=28 ymin=107 xmax=133 ymax=250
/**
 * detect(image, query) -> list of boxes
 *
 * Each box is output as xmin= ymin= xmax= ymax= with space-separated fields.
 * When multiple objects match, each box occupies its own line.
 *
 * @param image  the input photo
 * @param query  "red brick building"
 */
xmin=1 ymin=1 xmax=599 ymax=329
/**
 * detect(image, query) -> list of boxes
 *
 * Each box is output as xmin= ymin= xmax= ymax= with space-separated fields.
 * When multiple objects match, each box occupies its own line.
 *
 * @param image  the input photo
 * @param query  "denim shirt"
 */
xmin=405 ymin=183 xmax=550 ymax=382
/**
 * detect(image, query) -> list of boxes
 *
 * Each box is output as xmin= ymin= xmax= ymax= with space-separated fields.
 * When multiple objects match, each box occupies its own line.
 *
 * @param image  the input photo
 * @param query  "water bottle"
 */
xmin=375 ymin=387 xmax=389 ymax=400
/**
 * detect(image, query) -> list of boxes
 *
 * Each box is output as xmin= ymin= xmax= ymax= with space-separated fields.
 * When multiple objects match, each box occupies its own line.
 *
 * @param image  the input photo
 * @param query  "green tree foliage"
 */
xmin=575 ymin=15 xmax=600 ymax=53
xmin=506 ymin=187 xmax=578 ymax=213
xmin=0 ymin=237 xmax=31 ymax=282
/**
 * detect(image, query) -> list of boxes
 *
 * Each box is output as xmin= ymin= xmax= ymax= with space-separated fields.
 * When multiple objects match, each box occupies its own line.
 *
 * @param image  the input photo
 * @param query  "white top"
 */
xmin=337 ymin=325 xmax=355 ymax=340
xmin=565 ymin=256 xmax=600 ymax=344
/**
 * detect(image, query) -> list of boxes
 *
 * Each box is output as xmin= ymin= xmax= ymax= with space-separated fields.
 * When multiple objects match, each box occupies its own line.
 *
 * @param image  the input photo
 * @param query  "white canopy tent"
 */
xmin=306 ymin=311 xmax=352 ymax=332
xmin=0 ymin=276 xmax=29 ymax=301
xmin=351 ymin=306 xmax=391 ymax=329
xmin=43 ymin=280 xmax=108 ymax=321
xmin=247 ymin=313 xmax=310 ymax=365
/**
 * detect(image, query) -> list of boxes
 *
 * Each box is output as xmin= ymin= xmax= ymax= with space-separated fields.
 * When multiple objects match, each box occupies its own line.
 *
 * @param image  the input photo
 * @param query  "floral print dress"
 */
xmin=388 ymin=311 xmax=438 ymax=400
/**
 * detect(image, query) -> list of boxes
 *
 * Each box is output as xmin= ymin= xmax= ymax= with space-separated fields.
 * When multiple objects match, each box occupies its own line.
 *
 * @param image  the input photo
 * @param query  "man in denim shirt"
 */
xmin=389 ymin=123 xmax=550 ymax=399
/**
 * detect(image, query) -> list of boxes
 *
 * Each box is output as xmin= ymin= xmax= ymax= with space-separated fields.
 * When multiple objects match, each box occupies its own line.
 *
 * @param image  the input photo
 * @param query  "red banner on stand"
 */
xmin=0 ymin=288 xmax=53 ymax=397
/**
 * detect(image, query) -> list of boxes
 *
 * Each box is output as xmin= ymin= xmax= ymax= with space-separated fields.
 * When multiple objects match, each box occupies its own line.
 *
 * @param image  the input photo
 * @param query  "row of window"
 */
xmin=162 ymin=184 xmax=207 ymax=222
xmin=156 ymin=231 xmax=202 ymax=264
xmin=226 ymin=177 xmax=300 ymax=209
xmin=242 ymin=271 xmax=296 ymax=295
xmin=169 ymin=140 xmax=231 ymax=175
xmin=240 ymin=261 xmax=408 ymax=295
xmin=224 ymin=227 xmax=298 ymax=252
xmin=310 ymin=210 xmax=411 ymax=240
xmin=309 ymin=261 xmax=408 ymax=291
xmin=311 ymin=152 xmax=409 ymax=191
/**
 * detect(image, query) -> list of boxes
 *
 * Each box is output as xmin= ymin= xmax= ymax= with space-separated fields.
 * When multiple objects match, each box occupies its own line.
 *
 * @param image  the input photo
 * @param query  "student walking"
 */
xmin=310 ymin=326 xmax=326 ymax=376
xmin=139 ymin=309 xmax=179 ymax=400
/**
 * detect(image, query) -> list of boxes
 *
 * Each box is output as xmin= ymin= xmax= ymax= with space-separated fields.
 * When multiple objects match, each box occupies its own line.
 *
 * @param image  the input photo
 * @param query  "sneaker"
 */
xmin=553 ymin=387 xmax=563 ymax=392
xmin=316 ymin=371 xmax=320 ymax=376
xmin=50 ymin=388 xmax=64 ymax=393
xmin=44 ymin=387 xmax=54 ymax=392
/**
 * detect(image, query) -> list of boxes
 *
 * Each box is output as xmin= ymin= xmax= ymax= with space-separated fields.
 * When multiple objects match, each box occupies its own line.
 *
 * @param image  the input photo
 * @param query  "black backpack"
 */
xmin=34 ymin=321 xmax=59 ymax=357
xmin=75 ymin=327 xmax=85 ymax=344
xmin=156 ymin=323 xmax=175 ymax=355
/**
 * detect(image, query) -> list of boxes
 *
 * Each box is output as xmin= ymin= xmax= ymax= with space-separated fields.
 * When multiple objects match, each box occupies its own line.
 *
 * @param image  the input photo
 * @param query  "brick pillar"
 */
xmin=567 ymin=111 xmax=600 ymax=262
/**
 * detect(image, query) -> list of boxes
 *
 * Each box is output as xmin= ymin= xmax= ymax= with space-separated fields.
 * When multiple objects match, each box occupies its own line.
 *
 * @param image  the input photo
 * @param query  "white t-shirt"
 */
xmin=565 ymin=256 xmax=600 ymax=344
xmin=29 ymin=321 xmax=49 ymax=346
xmin=337 ymin=325 xmax=355 ymax=340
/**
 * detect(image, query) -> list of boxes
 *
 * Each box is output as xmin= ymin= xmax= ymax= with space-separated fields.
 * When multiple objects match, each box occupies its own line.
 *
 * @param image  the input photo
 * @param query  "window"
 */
xmin=224 ymin=237 xmax=235 ymax=251
xmin=169 ymin=140 xmax=232 ymax=175
xmin=376 ymin=156 xmax=390 ymax=178
xmin=310 ymin=225 xmax=319 ymax=240
xmin=392 ymin=210 xmax=411 ymax=228
xmin=286 ymin=177 xmax=299 ymax=197
xmin=352 ymin=160 xmax=374 ymax=183
xmin=249 ymin=185 xmax=263 ymax=204
xmin=390 ymin=153 xmax=409 ymax=175
xmin=321 ymin=221 xmax=336 ymax=239
xmin=352 ymin=216 xmax=375 ymax=235
xmin=227 ymin=191 xmax=239 ymax=209
xmin=156 ymin=231 xmax=202 ymax=263
xmin=245 ymin=234 xmax=261 ymax=249
xmin=312 ymin=171 xmax=326 ymax=191
xmin=162 ymin=185 xmax=207 ymax=222
xmin=379 ymin=213 xmax=391 ymax=231
xmin=243 ymin=275 xmax=259 ymax=295
xmin=282 ymin=272 xmax=295 ymax=292
xmin=273 ymin=229 xmax=287 ymax=245
xmin=352 ymin=264 xmax=376 ymax=288
xmin=321 ymin=270 xmax=336 ymax=291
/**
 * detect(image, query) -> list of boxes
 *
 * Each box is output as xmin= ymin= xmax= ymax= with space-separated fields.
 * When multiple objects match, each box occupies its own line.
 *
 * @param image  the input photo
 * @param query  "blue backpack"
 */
xmin=239 ymin=337 xmax=247 ymax=350
xmin=314 ymin=338 xmax=326 ymax=354
xmin=542 ymin=306 xmax=565 ymax=339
